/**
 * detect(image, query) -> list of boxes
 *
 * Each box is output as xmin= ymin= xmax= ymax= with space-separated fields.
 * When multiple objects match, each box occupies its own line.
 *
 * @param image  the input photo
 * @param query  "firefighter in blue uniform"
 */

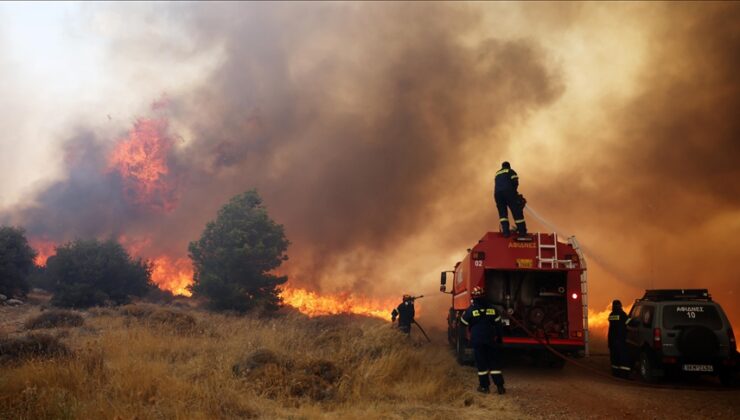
xmin=494 ymin=161 xmax=527 ymax=238
xmin=608 ymin=299 xmax=632 ymax=378
xmin=391 ymin=294 xmax=415 ymax=335
xmin=461 ymin=286 xmax=506 ymax=394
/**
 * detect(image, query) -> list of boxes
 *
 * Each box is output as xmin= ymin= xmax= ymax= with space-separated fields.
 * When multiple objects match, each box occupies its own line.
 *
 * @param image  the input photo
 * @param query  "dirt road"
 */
xmin=503 ymin=361 xmax=738 ymax=419
xmin=417 ymin=324 xmax=739 ymax=419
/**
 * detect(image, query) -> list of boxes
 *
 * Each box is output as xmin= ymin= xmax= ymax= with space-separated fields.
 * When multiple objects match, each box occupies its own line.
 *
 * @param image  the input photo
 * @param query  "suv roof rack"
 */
xmin=640 ymin=289 xmax=712 ymax=302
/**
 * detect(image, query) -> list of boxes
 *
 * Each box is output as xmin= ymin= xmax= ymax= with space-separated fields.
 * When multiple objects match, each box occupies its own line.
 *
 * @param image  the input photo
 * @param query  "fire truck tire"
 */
xmin=638 ymin=351 xmax=660 ymax=383
xmin=447 ymin=308 xmax=456 ymax=347
xmin=455 ymin=328 xmax=465 ymax=365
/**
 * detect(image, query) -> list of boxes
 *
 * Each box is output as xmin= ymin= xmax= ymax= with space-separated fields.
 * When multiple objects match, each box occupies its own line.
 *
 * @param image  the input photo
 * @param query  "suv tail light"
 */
xmin=729 ymin=328 xmax=737 ymax=353
xmin=653 ymin=328 xmax=662 ymax=350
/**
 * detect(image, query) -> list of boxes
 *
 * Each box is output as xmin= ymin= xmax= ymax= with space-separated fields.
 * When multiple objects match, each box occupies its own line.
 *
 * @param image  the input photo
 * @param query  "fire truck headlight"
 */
xmin=571 ymin=293 xmax=578 ymax=300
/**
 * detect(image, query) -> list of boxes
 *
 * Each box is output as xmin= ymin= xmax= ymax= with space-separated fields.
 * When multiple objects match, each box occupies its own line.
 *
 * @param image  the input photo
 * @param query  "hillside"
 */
xmin=0 ymin=300 xmax=515 ymax=419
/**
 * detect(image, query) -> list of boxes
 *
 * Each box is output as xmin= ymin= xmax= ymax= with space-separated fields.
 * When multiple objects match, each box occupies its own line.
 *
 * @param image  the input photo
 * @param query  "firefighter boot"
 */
xmin=477 ymin=386 xmax=490 ymax=394
xmin=500 ymin=219 xmax=510 ymax=237
xmin=515 ymin=221 xmax=531 ymax=242
xmin=496 ymin=384 xmax=506 ymax=395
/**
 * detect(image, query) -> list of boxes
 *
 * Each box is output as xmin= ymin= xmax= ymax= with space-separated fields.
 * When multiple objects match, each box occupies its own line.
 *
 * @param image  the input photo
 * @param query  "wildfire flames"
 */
xmin=588 ymin=304 xmax=632 ymax=331
xmin=107 ymin=117 xmax=178 ymax=212
xmin=279 ymin=287 xmax=395 ymax=320
xmin=30 ymin=235 xmax=393 ymax=319
xmin=30 ymin=238 xmax=56 ymax=267
xmin=149 ymin=256 xmax=193 ymax=297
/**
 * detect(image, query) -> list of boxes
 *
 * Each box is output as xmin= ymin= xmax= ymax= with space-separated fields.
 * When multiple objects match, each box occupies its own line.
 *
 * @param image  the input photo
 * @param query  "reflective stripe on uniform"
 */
xmin=608 ymin=315 xmax=619 ymax=321
xmin=618 ymin=366 xmax=631 ymax=371
xmin=510 ymin=175 xmax=518 ymax=179
xmin=490 ymin=370 xmax=502 ymax=375
xmin=499 ymin=217 xmax=509 ymax=222
xmin=625 ymin=317 xmax=631 ymax=325
xmin=495 ymin=169 xmax=510 ymax=176
xmin=485 ymin=309 xmax=496 ymax=315
xmin=472 ymin=310 xmax=480 ymax=317
xmin=478 ymin=371 xmax=489 ymax=376
xmin=494 ymin=316 xmax=501 ymax=322
xmin=460 ymin=318 xmax=469 ymax=325
xmin=515 ymin=219 xmax=525 ymax=223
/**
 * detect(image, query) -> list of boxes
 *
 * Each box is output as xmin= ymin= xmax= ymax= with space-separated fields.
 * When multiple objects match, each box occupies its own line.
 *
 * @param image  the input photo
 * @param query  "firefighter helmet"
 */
xmin=471 ymin=286 xmax=484 ymax=298
xmin=402 ymin=294 xmax=412 ymax=301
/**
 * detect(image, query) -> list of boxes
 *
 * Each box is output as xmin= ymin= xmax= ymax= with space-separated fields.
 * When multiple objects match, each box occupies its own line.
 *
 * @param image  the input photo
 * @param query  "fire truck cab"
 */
xmin=440 ymin=232 xmax=588 ymax=366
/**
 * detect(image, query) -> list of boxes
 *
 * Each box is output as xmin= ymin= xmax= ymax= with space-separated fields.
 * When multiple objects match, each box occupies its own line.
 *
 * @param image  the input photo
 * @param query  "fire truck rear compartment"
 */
xmin=485 ymin=269 xmax=569 ymax=338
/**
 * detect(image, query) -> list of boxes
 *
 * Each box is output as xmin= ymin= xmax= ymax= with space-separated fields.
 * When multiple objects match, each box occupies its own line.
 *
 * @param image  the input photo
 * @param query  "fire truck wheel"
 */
xmin=455 ymin=328 xmax=465 ymax=365
xmin=639 ymin=351 xmax=660 ymax=383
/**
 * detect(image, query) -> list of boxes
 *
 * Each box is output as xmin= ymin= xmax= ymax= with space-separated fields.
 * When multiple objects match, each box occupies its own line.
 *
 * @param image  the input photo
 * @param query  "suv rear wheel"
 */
xmin=639 ymin=351 xmax=660 ymax=383
xmin=455 ymin=325 xmax=468 ymax=365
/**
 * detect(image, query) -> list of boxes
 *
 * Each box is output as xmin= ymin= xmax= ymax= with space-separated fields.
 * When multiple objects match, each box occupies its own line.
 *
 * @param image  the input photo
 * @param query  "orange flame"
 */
xmin=150 ymin=256 xmax=193 ymax=296
xmin=279 ymin=287 xmax=395 ymax=320
xmin=30 ymin=238 xmax=56 ymax=267
xmin=588 ymin=303 xmax=632 ymax=330
xmin=108 ymin=118 xmax=178 ymax=212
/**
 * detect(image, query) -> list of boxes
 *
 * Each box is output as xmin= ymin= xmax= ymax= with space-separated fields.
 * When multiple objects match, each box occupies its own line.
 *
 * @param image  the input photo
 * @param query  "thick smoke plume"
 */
xmin=1 ymin=3 xmax=739 ymax=327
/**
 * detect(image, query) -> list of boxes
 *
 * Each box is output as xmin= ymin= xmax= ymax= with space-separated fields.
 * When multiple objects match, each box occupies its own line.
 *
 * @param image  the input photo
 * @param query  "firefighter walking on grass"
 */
xmin=608 ymin=299 xmax=632 ymax=378
xmin=461 ymin=286 xmax=506 ymax=394
xmin=391 ymin=294 xmax=415 ymax=336
xmin=494 ymin=161 xmax=527 ymax=239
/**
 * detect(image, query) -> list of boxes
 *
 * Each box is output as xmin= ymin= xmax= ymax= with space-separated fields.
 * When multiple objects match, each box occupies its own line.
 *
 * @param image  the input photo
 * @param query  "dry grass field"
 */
xmin=0 ymin=302 xmax=517 ymax=420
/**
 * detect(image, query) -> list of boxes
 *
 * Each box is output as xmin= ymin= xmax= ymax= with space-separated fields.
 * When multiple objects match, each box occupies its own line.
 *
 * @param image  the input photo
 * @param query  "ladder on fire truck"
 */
xmin=536 ymin=233 xmax=590 ymax=356
xmin=536 ymin=232 xmax=574 ymax=269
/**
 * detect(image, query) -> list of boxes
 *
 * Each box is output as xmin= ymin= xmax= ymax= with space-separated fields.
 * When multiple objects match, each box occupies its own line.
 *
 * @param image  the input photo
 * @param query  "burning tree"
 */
xmin=45 ymin=239 xmax=154 ymax=308
xmin=0 ymin=226 xmax=37 ymax=297
xmin=188 ymin=190 xmax=289 ymax=313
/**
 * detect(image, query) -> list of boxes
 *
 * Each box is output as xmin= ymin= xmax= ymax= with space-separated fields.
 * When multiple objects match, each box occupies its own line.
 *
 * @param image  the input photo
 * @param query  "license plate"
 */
xmin=682 ymin=364 xmax=713 ymax=372
xmin=502 ymin=318 xmax=510 ymax=326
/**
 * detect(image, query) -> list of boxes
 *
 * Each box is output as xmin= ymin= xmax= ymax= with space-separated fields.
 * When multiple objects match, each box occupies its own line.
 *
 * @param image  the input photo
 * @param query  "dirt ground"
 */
xmin=1 ymin=300 xmax=738 ymax=419
xmin=503 ymin=357 xmax=739 ymax=419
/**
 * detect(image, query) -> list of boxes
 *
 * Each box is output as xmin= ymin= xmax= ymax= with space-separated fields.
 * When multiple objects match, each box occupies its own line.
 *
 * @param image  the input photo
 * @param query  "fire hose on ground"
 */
xmin=413 ymin=320 xmax=431 ymax=342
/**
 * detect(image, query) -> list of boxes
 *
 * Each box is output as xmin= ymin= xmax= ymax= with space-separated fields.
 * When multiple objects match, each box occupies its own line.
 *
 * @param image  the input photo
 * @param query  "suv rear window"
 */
xmin=662 ymin=304 xmax=723 ymax=330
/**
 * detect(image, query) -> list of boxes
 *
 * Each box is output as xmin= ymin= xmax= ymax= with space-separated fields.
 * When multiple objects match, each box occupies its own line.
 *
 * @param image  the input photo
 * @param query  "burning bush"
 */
xmin=0 ymin=333 xmax=71 ymax=363
xmin=0 ymin=226 xmax=37 ymax=297
xmin=43 ymin=239 xmax=154 ymax=308
xmin=188 ymin=190 xmax=289 ymax=313
xmin=25 ymin=310 xmax=84 ymax=330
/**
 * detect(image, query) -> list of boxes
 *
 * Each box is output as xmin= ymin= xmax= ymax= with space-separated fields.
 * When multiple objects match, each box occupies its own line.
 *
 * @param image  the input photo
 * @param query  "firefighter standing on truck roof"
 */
xmin=391 ymin=294 xmax=415 ymax=335
xmin=461 ymin=286 xmax=506 ymax=394
xmin=494 ymin=161 xmax=527 ymax=238
xmin=608 ymin=299 xmax=632 ymax=378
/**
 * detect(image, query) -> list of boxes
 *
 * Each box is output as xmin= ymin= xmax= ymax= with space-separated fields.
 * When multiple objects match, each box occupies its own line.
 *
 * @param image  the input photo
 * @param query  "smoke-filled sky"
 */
xmin=1 ymin=2 xmax=738 ymax=328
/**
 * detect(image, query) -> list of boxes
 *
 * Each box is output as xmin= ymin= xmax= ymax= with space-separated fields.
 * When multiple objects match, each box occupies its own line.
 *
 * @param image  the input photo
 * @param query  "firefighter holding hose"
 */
xmin=391 ymin=294 xmax=415 ymax=335
xmin=494 ymin=161 xmax=528 ymax=239
xmin=461 ymin=286 xmax=506 ymax=394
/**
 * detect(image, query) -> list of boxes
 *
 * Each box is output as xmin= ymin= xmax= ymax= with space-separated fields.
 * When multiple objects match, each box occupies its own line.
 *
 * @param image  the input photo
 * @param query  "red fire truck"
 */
xmin=440 ymin=232 xmax=588 ymax=366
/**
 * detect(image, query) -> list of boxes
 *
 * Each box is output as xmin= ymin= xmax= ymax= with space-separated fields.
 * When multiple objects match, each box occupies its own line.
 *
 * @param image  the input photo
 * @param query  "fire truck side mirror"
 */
xmin=440 ymin=272 xmax=447 ymax=292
